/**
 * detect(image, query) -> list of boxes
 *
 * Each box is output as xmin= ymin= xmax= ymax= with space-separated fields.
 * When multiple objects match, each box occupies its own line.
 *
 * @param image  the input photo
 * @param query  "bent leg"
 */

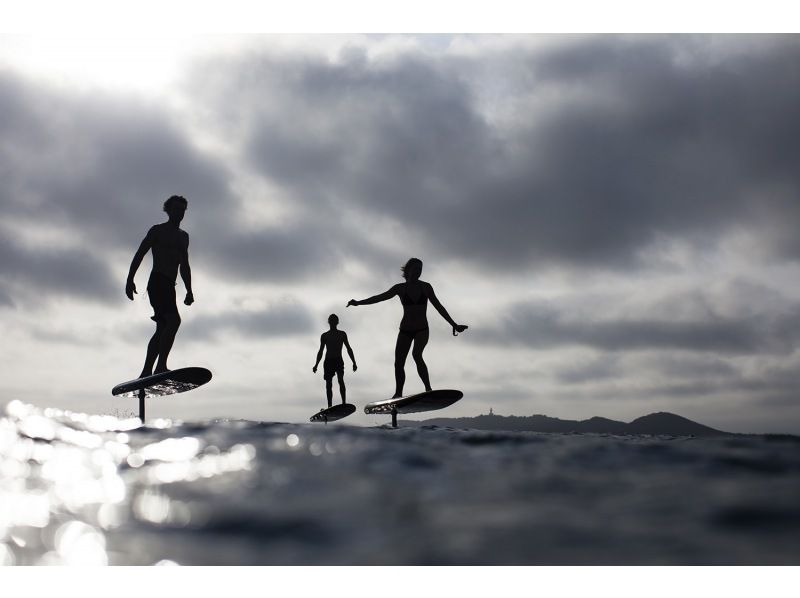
xmin=412 ymin=329 xmax=432 ymax=392
xmin=394 ymin=332 xmax=413 ymax=398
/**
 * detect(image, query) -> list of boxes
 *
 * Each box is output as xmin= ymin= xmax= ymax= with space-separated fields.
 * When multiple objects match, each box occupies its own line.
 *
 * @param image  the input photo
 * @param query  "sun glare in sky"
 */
xmin=0 ymin=35 xmax=217 ymax=93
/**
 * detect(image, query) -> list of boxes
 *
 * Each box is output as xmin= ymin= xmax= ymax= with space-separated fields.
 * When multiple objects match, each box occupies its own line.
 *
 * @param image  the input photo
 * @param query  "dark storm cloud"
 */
xmin=0 ymin=69 xmax=388 ymax=304
xmin=183 ymin=301 xmax=315 ymax=342
xmin=480 ymin=295 xmax=800 ymax=355
xmin=494 ymin=34 xmax=800 ymax=266
xmin=0 ymin=71 xmax=232 ymax=248
xmin=553 ymin=355 xmax=621 ymax=384
xmin=0 ymin=71 xmax=246 ymax=304
xmin=187 ymin=47 xmax=497 ymax=259
xmin=640 ymin=354 xmax=739 ymax=380
xmin=0 ymin=230 xmax=117 ymax=302
xmin=204 ymin=227 xmax=329 ymax=282
xmin=552 ymin=353 xmax=741 ymax=393
xmin=201 ymin=217 xmax=402 ymax=283
xmin=4 ymin=35 xmax=800 ymax=307
xmin=186 ymin=35 xmax=800 ymax=271
xmin=0 ymin=283 xmax=13 ymax=307
xmin=587 ymin=360 xmax=800 ymax=405
xmin=749 ymin=365 xmax=800 ymax=408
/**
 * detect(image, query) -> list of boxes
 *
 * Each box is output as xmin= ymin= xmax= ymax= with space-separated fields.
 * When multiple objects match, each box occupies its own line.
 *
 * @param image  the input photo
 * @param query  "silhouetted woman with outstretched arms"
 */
xmin=347 ymin=257 xmax=468 ymax=398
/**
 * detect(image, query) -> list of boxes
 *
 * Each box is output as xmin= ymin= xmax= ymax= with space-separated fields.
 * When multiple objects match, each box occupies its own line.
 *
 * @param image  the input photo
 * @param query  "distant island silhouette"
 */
xmin=403 ymin=411 xmax=735 ymax=437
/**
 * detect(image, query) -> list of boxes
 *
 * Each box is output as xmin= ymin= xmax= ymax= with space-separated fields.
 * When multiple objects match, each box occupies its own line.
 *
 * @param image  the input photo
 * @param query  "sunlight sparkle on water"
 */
xmin=56 ymin=427 xmax=103 ymax=449
xmin=17 ymin=416 xmax=56 ymax=441
xmin=0 ymin=543 xmax=15 ymax=566
xmin=96 ymin=503 xmax=126 ymax=530
xmin=103 ymin=440 xmax=131 ymax=461
xmin=134 ymin=490 xmax=192 ymax=527
xmin=0 ymin=491 xmax=50 ymax=528
xmin=144 ymin=443 xmax=256 ymax=484
xmin=140 ymin=437 xmax=201 ymax=462
xmin=126 ymin=453 xmax=145 ymax=468
xmin=0 ymin=401 xmax=263 ymax=564
xmin=54 ymin=521 xmax=108 ymax=566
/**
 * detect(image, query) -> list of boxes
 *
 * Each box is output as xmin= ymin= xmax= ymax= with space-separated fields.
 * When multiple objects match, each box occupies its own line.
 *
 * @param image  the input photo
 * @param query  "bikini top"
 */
xmin=399 ymin=283 xmax=428 ymax=307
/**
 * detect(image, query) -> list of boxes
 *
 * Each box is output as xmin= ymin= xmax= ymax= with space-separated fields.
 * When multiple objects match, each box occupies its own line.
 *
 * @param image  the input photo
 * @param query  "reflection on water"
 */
xmin=0 ymin=400 xmax=254 ymax=565
xmin=1 ymin=399 xmax=799 ymax=565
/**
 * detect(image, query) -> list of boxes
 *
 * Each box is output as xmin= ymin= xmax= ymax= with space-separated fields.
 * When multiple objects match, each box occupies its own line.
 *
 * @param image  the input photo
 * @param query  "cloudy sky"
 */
xmin=1 ymin=32 xmax=799 ymax=432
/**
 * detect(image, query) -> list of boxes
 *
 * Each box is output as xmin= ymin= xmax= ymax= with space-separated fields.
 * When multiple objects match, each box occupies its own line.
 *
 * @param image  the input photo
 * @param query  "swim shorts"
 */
xmin=147 ymin=272 xmax=179 ymax=323
xmin=323 ymin=359 xmax=345 ymax=381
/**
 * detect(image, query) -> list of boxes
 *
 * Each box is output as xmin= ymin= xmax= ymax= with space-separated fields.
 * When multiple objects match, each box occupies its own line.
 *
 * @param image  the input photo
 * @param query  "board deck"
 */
xmin=111 ymin=367 xmax=212 ymax=399
xmin=364 ymin=389 xmax=463 ymax=415
xmin=310 ymin=403 xmax=356 ymax=423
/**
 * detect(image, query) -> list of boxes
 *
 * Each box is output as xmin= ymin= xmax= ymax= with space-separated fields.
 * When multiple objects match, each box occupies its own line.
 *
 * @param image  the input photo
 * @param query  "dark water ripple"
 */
xmin=1 ymin=400 xmax=799 ymax=565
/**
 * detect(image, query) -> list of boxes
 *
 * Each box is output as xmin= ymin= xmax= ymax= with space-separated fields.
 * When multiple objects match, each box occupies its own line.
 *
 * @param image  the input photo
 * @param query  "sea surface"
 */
xmin=1 ymin=399 xmax=799 ymax=565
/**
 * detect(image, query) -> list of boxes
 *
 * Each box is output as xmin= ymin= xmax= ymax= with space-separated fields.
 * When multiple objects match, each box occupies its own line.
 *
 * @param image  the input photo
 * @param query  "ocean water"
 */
xmin=1 ymin=399 xmax=799 ymax=565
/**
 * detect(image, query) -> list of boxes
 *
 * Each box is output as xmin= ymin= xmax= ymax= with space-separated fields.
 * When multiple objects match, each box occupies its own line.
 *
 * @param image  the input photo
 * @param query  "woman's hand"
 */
xmin=453 ymin=324 xmax=468 ymax=336
xmin=347 ymin=299 xmax=360 ymax=307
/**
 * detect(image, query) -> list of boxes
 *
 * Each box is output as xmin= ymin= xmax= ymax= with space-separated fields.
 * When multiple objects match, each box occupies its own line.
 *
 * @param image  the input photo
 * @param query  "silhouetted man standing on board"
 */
xmin=126 ymin=195 xmax=194 ymax=378
xmin=313 ymin=314 xmax=357 ymax=408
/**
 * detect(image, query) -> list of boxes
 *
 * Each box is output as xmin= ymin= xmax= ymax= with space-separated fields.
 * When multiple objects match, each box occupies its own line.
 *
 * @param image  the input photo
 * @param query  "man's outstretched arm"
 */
xmin=126 ymin=229 xmax=154 ymax=300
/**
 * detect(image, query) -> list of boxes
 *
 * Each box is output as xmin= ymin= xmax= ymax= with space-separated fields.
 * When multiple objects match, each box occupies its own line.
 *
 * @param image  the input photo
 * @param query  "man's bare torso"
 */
xmin=322 ymin=330 xmax=347 ymax=364
xmin=148 ymin=223 xmax=189 ymax=281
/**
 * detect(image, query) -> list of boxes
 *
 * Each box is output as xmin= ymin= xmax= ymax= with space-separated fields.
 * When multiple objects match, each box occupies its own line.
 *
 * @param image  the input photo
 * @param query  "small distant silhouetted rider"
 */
xmin=125 ymin=195 xmax=194 ymax=378
xmin=347 ymin=257 xmax=467 ymax=398
xmin=313 ymin=314 xmax=357 ymax=408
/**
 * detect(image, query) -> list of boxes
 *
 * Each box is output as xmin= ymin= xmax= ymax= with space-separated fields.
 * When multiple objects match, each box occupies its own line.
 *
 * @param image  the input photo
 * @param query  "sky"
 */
xmin=1 ymin=30 xmax=800 ymax=433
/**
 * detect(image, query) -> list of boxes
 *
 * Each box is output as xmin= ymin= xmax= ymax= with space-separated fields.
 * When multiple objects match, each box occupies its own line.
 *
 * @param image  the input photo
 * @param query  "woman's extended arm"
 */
xmin=427 ymin=285 xmax=468 ymax=335
xmin=347 ymin=285 xmax=399 ymax=307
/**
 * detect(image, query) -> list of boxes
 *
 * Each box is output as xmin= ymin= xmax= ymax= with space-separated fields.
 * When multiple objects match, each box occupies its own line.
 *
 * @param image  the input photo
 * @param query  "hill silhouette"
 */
xmin=403 ymin=411 xmax=731 ymax=437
